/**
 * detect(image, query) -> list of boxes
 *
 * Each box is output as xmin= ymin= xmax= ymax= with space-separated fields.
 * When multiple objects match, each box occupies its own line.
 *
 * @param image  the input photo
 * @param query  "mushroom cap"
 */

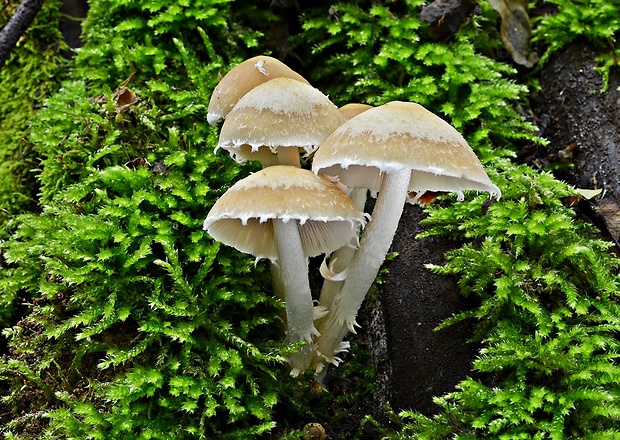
xmin=204 ymin=165 xmax=366 ymax=260
xmin=338 ymin=103 xmax=373 ymax=120
xmin=207 ymin=56 xmax=310 ymax=126
xmin=217 ymin=77 xmax=347 ymax=165
xmin=312 ymin=101 xmax=501 ymax=199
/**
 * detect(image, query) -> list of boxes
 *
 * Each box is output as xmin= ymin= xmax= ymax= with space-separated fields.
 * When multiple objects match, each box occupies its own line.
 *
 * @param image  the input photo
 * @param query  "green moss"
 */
xmin=297 ymin=0 xmax=543 ymax=162
xmin=0 ymin=1 xmax=291 ymax=438
xmin=0 ymin=0 xmax=67 ymax=230
xmin=392 ymin=163 xmax=620 ymax=438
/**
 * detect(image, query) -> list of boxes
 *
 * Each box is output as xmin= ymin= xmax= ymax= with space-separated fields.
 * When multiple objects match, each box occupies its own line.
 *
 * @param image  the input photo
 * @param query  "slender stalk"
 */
xmin=316 ymin=187 xmax=367 ymax=325
xmin=272 ymin=218 xmax=318 ymax=375
xmin=270 ymin=146 xmax=302 ymax=325
xmin=277 ymin=146 xmax=301 ymax=167
xmin=313 ymin=168 xmax=410 ymax=368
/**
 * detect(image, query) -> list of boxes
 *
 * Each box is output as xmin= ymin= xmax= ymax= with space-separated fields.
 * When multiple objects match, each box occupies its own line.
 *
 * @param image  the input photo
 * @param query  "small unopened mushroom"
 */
xmin=203 ymin=165 xmax=365 ymax=375
xmin=302 ymin=422 xmax=326 ymax=440
xmin=217 ymin=77 xmax=347 ymax=168
xmin=207 ymin=55 xmax=310 ymax=126
xmin=311 ymin=101 xmax=501 ymax=370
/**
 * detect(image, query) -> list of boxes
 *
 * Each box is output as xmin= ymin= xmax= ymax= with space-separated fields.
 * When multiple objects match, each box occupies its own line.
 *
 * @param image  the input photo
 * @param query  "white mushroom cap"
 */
xmin=217 ymin=77 xmax=347 ymax=166
xmin=207 ymin=55 xmax=310 ymax=126
xmin=203 ymin=165 xmax=366 ymax=260
xmin=312 ymin=101 xmax=501 ymax=200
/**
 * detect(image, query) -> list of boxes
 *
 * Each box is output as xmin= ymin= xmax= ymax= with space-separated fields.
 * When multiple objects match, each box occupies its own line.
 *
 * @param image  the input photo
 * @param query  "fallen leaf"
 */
xmin=489 ymin=0 xmax=538 ymax=67
xmin=115 ymin=87 xmax=139 ymax=108
xmin=575 ymin=188 xmax=603 ymax=200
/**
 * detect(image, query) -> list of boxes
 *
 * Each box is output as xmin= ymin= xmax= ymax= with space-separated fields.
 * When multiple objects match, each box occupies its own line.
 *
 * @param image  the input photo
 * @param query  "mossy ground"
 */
xmin=1 ymin=0 xmax=619 ymax=438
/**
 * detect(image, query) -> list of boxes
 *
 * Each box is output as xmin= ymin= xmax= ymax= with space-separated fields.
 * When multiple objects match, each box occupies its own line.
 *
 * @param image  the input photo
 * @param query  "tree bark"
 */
xmin=377 ymin=204 xmax=481 ymax=415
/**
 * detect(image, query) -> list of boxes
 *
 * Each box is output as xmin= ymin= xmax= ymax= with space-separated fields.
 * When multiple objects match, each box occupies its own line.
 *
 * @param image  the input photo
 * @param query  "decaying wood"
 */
xmin=530 ymin=42 xmax=620 ymax=245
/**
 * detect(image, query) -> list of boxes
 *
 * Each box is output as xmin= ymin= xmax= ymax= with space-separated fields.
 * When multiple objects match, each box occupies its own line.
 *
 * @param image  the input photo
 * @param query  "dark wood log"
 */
xmin=530 ymin=42 xmax=620 ymax=244
xmin=362 ymin=203 xmax=481 ymax=416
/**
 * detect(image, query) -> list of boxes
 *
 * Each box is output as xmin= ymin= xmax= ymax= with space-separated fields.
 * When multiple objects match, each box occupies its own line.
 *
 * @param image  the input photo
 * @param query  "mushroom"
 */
xmin=203 ymin=165 xmax=366 ymax=375
xmin=311 ymin=101 xmax=501 ymax=370
xmin=207 ymin=55 xmax=310 ymax=126
xmin=217 ymin=77 xmax=347 ymax=168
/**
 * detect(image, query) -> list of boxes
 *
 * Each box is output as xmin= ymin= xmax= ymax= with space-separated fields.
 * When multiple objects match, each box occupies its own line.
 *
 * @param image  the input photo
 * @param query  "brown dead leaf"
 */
xmin=489 ymin=0 xmax=538 ymax=67
xmin=115 ymin=88 xmax=139 ymax=109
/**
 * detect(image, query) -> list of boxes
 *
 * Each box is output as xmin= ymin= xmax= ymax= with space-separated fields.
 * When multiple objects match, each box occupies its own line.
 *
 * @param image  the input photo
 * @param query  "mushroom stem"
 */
xmin=269 ymin=146 xmax=301 ymax=318
xmin=313 ymin=168 xmax=410 ymax=367
xmin=269 ymin=147 xmax=301 ymax=326
xmin=272 ymin=218 xmax=318 ymax=375
xmin=270 ymin=263 xmax=286 ymax=303
xmin=277 ymin=147 xmax=301 ymax=167
xmin=317 ymin=187 xmax=368 ymax=313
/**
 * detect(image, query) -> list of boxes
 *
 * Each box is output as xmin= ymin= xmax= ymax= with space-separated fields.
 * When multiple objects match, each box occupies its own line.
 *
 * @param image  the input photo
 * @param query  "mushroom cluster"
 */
xmin=203 ymin=56 xmax=500 ymax=377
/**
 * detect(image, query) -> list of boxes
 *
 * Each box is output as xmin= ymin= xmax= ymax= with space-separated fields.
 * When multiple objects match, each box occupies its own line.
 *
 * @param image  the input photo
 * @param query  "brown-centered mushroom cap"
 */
xmin=203 ymin=165 xmax=365 ymax=260
xmin=313 ymin=101 xmax=501 ymax=200
xmin=207 ymin=56 xmax=310 ymax=126
xmin=217 ymin=77 xmax=347 ymax=166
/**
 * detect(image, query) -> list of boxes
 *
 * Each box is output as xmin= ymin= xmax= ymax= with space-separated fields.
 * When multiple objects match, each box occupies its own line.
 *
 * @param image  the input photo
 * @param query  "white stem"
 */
xmin=272 ymin=218 xmax=318 ymax=376
xmin=270 ymin=262 xmax=286 ymax=303
xmin=316 ymin=187 xmax=367 ymax=330
xmin=268 ymin=147 xmax=301 ymax=329
xmin=277 ymin=146 xmax=301 ymax=167
xmin=269 ymin=261 xmax=288 ymax=333
xmin=313 ymin=168 xmax=410 ymax=369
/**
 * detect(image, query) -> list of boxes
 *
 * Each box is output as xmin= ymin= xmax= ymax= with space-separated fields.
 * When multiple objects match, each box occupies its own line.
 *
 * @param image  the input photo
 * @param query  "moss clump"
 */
xmin=533 ymin=0 xmax=620 ymax=90
xmin=394 ymin=161 xmax=620 ymax=438
xmin=0 ymin=1 xmax=290 ymax=438
xmin=297 ymin=0 xmax=542 ymax=162
xmin=0 ymin=0 xmax=67 ymax=232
